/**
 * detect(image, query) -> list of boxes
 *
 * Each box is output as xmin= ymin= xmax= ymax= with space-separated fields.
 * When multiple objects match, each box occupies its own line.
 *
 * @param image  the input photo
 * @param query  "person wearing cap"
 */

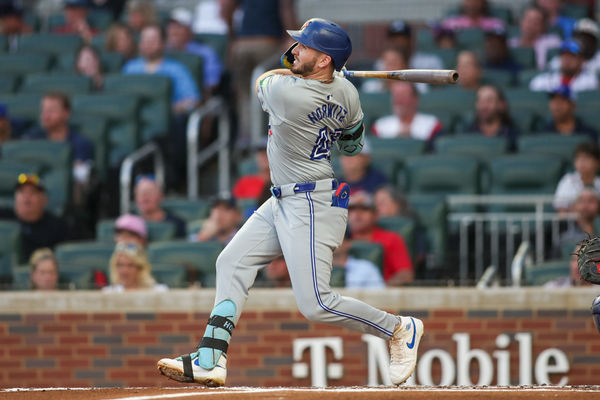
xmin=440 ymin=0 xmax=504 ymax=31
xmin=554 ymin=187 xmax=600 ymax=259
xmin=508 ymin=5 xmax=561 ymax=71
xmin=534 ymin=0 xmax=577 ymax=40
xmin=347 ymin=191 xmax=413 ymax=286
xmin=536 ymin=85 xmax=597 ymax=141
xmin=371 ymin=81 xmax=443 ymax=149
xmin=232 ymin=140 xmax=271 ymax=201
xmin=113 ymin=213 xmax=148 ymax=247
xmin=529 ymin=38 xmax=598 ymax=94
xmin=383 ymin=20 xmax=443 ymax=71
xmin=166 ymin=7 xmax=224 ymax=95
xmin=554 ymin=142 xmax=600 ymax=212
xmin=0 ymin=174 xmax=70 ymax=264
xmin=52 ymin=0 xmax=98 ymax=42
xmin=339 ymin=139 xmax=388 ymax=195
xmin=134 ymin=175 xmax=185 ymax=238
xmin=103 ymin=241 xmax=167 ymax=292
xmin=548 ymin=18 xmax=600 ymax=73
xmin=193 ymin=196 xmax=241 ymax=244
xmin=0 ymin=0 xmax=32 ymax=50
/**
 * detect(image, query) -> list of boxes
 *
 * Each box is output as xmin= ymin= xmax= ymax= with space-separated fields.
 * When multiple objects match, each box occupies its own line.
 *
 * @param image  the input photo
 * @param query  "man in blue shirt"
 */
xmin=123 ymin=24 xmax=201 ymax=115
xmin=166 ymin=7 xmax=223 ymax=95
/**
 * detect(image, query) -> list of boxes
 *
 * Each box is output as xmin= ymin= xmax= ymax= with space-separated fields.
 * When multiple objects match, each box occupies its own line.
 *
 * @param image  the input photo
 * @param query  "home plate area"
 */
xmin=2 ymin=386 xmax=600 ymax=400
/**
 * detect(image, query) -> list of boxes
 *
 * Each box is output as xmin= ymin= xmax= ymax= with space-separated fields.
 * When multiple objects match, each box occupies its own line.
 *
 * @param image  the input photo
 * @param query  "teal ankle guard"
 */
xmin=198 ymin=300 xmax=236 ymax=369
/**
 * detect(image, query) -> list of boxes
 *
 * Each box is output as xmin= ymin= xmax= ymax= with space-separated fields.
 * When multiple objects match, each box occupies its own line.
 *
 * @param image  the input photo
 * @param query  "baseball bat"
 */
xmin=343 ymin=69 xmax=459 ymax=85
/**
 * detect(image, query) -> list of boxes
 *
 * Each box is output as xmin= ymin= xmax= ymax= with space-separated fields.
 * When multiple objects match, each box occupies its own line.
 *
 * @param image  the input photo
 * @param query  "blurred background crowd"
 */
xmin=0 ymin=0 xmax=599 ymax=291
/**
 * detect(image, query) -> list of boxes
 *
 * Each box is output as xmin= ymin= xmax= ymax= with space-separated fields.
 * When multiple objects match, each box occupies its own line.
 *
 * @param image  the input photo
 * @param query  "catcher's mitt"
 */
xmin=577 ymin=237 xmax=600 ymax=284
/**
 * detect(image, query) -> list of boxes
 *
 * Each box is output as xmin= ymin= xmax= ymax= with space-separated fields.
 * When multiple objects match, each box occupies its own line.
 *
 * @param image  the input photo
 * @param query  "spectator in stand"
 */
xmin=545 ymin=243 xmax=594 ymax=288
xmin=221 ymin=0 xmax=297 ymax=143
xmin=441 ymin=0 xmax=504 ymax=31
xmin=0 ymin=103 xmax=10 ymax=147
xmin=384 ymin=20 xmax=444 ymax=70
xmin=339 ymin=139 xmax=388 ymax=195
xmin=555 ymin=187 xmax=600 ymax=257
xmin=483 ymin=27 xmax=521 ymax=81
xmin=124 ymin=24 xmax=200 ymax=115
xmin=232 ymin=142 xmax=271 ymax=202
xmin=125 ymin=0 xmax=157 ymax=34
xmin=29 ymin=248 xmax=59 ymax=291
xmin=104 ymin=22 xmax=137 ymax=61
xmin=463 ymin=84 xmax=519 ymax=150
xmin=134 ymin=175 xmax=186 ymax=238
xmin=549 ymin=18 xmax=600 ymax=73
xmin=166 ymin=7 xmax=224 ymax=95
xmin=23 ymin=92 xmax=94 ymax=190
xmin=0 ymin=174 xmax=69 ymax=264
xmin=508 ymin=5 xmax=561 ymax=71
xmin=371 ymin=81 xmax=443 ymax=149
xmin=456 ymin=50 xmax=483 ymax=91
xmin=374 ymin=185 xmax=411 ymax=219
xmin=536 ymin=85 xmax=597 ymax=141
xmin=535 ymin=0 xmax=576 ymax=39
xmin=554 ymin=142 xmax=600 ymax=212
xmin=433 ymin=25 xmax=457 ymax=49
xmin=347 ymin=191 xmax=413 ymax=286
xmin=530 ymin=38 xmax=598 ymax=94
xmin=103 ymin=242 xmax=167 ymax=292
xmin=114 ymin=213 xmax=147 ymax=247
xmin=193 ymin=196 xmax=242 ymax=244
xmin=75 ymin=44 xmax=104 ymax=91
xmin=332 ymin=238 xmax=386 ymax=289
xmin=191 ymin=0 xmax=228 ymax=35
xmin=0 ymin=0 xmax=32 ymax=51
xmin=362 ymin=47 xmax=409 ymax=93
xmin=256 ymin=255 xmax=291 ymax=288
xmin=52 ymin=0 xmax=98 ymax=43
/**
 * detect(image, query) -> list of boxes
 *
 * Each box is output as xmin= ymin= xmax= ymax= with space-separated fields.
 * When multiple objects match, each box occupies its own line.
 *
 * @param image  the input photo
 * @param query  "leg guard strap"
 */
xmin=181 ymin=354 xmax=195 ymax=382
xmin=207 ymin=315 xmax=235 ymax=336
xmin=199 ymin=337 xmax=229 ymax=353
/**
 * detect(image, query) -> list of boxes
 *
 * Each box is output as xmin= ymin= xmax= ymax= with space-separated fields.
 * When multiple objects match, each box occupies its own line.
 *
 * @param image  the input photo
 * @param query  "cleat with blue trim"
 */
xmin=157 ymin=352 xmax=227 ymax=387
xmin=389 ymin=316 xmax=424 ymax=385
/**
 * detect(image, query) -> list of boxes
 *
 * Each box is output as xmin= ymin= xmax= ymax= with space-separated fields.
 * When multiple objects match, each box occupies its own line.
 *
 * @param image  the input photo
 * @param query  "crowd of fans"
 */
xmin=1 ymin=0 xmax=600 ymax=290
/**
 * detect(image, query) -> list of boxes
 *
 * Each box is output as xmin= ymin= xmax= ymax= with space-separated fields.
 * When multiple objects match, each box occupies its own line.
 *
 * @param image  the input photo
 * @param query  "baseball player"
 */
xmin=157 ymin=18 xmax=424 ymax=387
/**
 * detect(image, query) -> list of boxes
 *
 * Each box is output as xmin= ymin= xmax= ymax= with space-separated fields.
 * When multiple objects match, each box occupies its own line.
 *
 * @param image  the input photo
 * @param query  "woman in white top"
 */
xmin=102 ymin=242 xmax=167 ymax=292
xmin=554 ymin=142 xmax=600 ymax=212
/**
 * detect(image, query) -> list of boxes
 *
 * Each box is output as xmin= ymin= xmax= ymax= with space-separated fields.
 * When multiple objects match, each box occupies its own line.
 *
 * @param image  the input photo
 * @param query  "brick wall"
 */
xmin=0 ymin=289 xmax=598 ymax=387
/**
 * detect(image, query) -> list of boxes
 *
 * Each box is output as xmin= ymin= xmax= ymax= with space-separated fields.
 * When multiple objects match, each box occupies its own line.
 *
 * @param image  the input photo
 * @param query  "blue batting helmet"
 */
xmin=286 ymin=18 xmax=352 ymax=71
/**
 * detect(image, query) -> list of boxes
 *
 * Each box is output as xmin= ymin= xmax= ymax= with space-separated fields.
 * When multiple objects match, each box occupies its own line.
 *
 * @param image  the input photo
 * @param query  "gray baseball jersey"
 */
xmin=257 ymin=74 xmax=363 ymax=186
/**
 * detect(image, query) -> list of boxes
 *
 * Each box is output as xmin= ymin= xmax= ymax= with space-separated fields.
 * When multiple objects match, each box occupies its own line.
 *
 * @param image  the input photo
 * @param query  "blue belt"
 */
xmin=271 ymin=179 xmax=339 ymax=199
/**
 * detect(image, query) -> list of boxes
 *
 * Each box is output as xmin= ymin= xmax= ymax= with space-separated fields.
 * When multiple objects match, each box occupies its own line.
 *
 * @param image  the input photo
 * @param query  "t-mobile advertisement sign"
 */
xmin=292 ymin=333 xmax=569 ymax=387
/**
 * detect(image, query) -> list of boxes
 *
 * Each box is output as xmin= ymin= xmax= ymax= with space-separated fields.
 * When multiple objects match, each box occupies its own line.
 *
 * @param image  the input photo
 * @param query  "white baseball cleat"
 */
xmin=389 ymin=316 xmax=424 ymax=385
xmin=157 ymin=352 xmax=227 ymax=387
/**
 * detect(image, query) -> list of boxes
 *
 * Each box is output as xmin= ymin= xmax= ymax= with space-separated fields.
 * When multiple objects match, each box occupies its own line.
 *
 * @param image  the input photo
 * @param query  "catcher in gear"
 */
xmin=576 ymin=236 xmax=600 ymax=285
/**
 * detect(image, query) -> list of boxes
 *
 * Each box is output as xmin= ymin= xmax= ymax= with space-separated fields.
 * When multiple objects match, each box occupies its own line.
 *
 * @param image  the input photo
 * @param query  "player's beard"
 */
xmin=291 ymin=55 xmax=318 ymax=76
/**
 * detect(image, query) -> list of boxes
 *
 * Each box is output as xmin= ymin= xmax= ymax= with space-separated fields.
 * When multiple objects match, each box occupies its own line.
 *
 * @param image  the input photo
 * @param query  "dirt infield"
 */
xmin=2 ymin=386 xmax=600 ymax=400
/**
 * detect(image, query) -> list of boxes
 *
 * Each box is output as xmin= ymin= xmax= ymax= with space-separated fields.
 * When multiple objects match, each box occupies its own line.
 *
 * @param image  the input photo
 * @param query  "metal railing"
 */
xmin=447 ymin=195 xmax=577 ymax=286
xmin=119 ymin=142 xmax=165 ymax=215
xmin=187 ymin=96 xmax=231 ymax=200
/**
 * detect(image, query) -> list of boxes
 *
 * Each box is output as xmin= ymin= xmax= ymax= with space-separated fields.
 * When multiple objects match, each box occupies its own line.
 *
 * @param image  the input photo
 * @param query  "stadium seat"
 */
xmin=11 ymin=265 xmax=30 ymax=290
xmin=0 ymin=93 xmax=43 ymax=122
xmin=165 ymin=51 xmax=204 ymax=94
xmin=1 ymin=140 xmax=72 ymax=173
xmin=524 ymin=260 xmax=569 ymax=286
xmin=429 ymin=48 xmax=458 ymax=69
xmin=359 ymin=92 xmax=391 ymax=128
xmin=504 ymin=88 xmax=547 ymax=118
xmin=72 ymin=94 xmax=140 ymax=166
xmin=69 ymin=115 xmax=109 ymax=181
xmin=0 ymin=34 xmax=6 ymax=52
xmin=415 ymin=28 xmax=436 ymax=52
xmin=377 ymin=216 xmax=416 ymax=262
xmin=482 ymin=69 xmax=515 ymax=87
xmin=0 ymin=75 xmax=18 ymax=94
xmin=162 ymin=197 xmax=211 ymax=222
xmin=0 ymin=53 xmax=52 ymax=78
xmin=103 ymin=74 xmax=172 ymax=141
xmin=54 ymin=241 xmax=115 ymax=289
xmin=20 ymin=74 xmax=92 ymax=96
xmin=42 ymin=167 xmax=71 ymax=216
xmin=18 ymin=33 xmax=82 ymax=57
xmin=407 ymin=195 xmax=448 ymax=270
xmin=575 ymin=91 xmax=600 ymax=115
xmin=0 ymin=221 xmax=20 ymax=280
xmin=151 ymin=263 xmax=188 ymax=288
xmin=349 ymin=240 xmax=384 ymax=273
xmin=517 ymin=134 xmax=589 ymax=164
xmin=419 ymin=87 xmax=475 ymax=117
xmin=456 ymin=28 xmax=485 ymax=50
xmin=100 ymin=51 xmax=125 ymax=73
xmin=517 ymin=68 xmax=540 ymax=88
xmin=403 ymin=154 xmax=480 ymax=196
xmin=509 ymin=48 xmax=536 ymax=70
xmin=148 ymin=241 xmax=224 ymax=287
xmin=435 ymin=135 xmax=508 ymax=159
xmin=367 ymin=137 xmax=427 ymax=184
xmin=185 ymin=219 xmax=206 ymax=237
xmin=0 ymin=160 xmax=39 ymax=199
xmin=329 ymin=266 xmax=346 ymax=287
xmin=96 ymin=219 xmax=176 ymax=242
xmin=194 ymin=33 xmax=228 ymax=63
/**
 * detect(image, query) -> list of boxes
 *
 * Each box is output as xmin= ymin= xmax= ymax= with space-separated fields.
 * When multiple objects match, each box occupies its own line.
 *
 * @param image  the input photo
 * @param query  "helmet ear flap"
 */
xmin=281 ymin=42 xmax=298 ymax=69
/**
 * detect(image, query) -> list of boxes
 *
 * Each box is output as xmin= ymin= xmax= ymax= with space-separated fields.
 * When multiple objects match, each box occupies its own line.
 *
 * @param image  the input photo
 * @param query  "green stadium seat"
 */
xmin=510 ymin=48 xmax=536 ymax=69
xmin=435 ymin=135 xmax=508 ymax=159
xmin=505 ymin=89 xmax=547 ymax=118
xmin=96 ymin=219 xmax=176 ymax=242
xmin=0 ymin=93 xmax=42 ymax=122
xmin=359 ymin=92 xmax=391 ymax=127
xmin=87 ymin=9 xmax=115 ymax=31
xmin=329 ymin=266 xmax=346 ymax=287
xmin=377 ymin=216 xmax=416 ymax=262
xmin=0 ymin=34 xmax=7 ymax=52
xmin=489 ymin=154 xmax=563 ymax=198
xmin=489 ymin=5 xmax=513 ymax=25
xmin=186 ymin=219 xmax=206 ymax=237
xmin=517 ymin=134 xmax=589 ymax=163
xmin=0 ymin=221 xmax=20 ymax=280
xmin=237 ymin=157 xmax=258 ymax=176
xmin=103 ymin=74 xmax=172 ymax=141
xmin=165 ymin=51 xmax=204 ymax=94
xmin=482 ymin=69 xmax=514 ymax=87
xmin=456 ymin=28 xmax=485 ymax=50
xmin=517 ymin=68 xmax=540 ymax=88
xmin=148 ymin=241 xmax=224 ymax=287
xmin=194 ymin=33 xmax=228 ymax=63
xmin=415 ymin=28 xmax=436 ymax=52
xmin=100 ymin=51 xmax=125 ymax=73
xmin=69 ymin=115 xmax=109 ymax=181
xmin=2 ymin=140 xmax=72 ymax=173
xmin=349 ymin=240 xmax=384 ymax=273
xmin=575 ymin=91 xmax=600 ymax=114
xmin=511 ymin=110 xmax=538 ymax=134
xmin=0 ymin=75 xmax=18 ymax=94
xmin=0 ymin=53 xmax=52 ymax=78
xmin=0 ymin=160 xmax=39 ymax=198
xmin=419 ymin=87 xmax=475 ymax=117
xmin=407 ymin=194 xmax=447 ymax=270
xmin=11 ymin=265 xmax=30 ymax=290
xmin=404 ymin=155 xmax=480 ymax=196
xmin=368 ymin=137 xmax=427 ymax=159
xmin=151 ymin=263 xmax=188 ymax=288
xmin=162 ymin=198 xmax=211 ymax=222
xmin=524 ymin=260 xmax=569 ymax=286
xmin=54 ymin=241 xmax=115 ymax=289
xmin=429 ymin=48 xmax=458 ymax=69
xmin=72 ymin=94 xmax=140 ymax=166
xmin=42 ymin=167 xmax=71 ymax=216
xmin=561 ymin=3 xmax=588 ymax=19
xmin=18 ymin=33 xmax=82 ymax=57
xmin=20 ymin=74 xmax=92 ymax=95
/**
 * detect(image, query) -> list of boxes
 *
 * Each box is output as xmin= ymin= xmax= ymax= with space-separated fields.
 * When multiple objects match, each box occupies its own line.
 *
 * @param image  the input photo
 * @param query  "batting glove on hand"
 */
xmin=334 ymin=67 xmax=348 ymax=79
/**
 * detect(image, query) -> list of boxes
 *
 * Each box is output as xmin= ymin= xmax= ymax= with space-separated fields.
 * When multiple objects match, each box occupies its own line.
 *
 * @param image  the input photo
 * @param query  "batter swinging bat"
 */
xmin=343 ymin=69 xmax=459 ymax=85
